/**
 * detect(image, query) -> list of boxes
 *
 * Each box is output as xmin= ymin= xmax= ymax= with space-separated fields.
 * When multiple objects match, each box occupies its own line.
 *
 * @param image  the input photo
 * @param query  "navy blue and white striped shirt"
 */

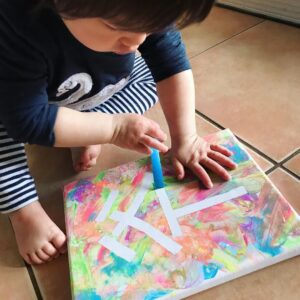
xmin=0 ymin=0 xmax=190 ymax=147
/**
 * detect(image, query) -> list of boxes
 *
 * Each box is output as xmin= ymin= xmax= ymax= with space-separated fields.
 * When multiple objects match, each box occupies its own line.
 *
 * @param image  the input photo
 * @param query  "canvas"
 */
xmin=64 ymin=129 xmax=300 ymax=300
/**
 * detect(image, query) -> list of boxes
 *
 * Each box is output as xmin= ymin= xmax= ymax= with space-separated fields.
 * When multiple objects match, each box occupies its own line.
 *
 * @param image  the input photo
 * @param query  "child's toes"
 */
xmin=36 ymin=249 xmax=51 ymax=262
xmin=42 ymin=243 xmax=58 ymax=257
xmin=23 ymin=253 xmax=32 ymax=265
xmin=59 ymin=242 xmax=68 ymax=254
xmin=29 ymin=252 xmax=43 ymax=265
xmin=51 ymin=232 xmax=67 ymax=253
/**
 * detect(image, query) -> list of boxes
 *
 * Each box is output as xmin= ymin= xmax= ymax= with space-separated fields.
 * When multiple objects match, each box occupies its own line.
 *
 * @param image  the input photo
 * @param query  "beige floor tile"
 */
xmin=187 ymin=255 xmax=300 ymax=300
xmin=0 ymin=215 xmax=37 ymax=300
xmin=33 ymin=255 xmax=71 ymax=300
xmin=268 ymin=168 xmax=300 ymax=214
xmin=192 ymin=21 xmax=300 ymax=162
xmin=182 ymin=7 xmax=262 ymax=57
xmin=283 ymin=153 xmax=300 ymax=177
xmin=245 ymin=147 xmax=273 ymax=172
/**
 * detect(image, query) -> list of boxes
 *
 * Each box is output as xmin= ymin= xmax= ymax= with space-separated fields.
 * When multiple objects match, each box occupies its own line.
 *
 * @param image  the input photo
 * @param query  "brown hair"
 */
xmin=43 ymin=0 xmax=215 ymax=32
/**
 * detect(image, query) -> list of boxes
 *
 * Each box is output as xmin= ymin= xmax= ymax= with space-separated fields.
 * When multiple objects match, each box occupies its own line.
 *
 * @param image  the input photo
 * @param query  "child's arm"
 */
xmin=156 ymin=69 xmax=236 ymax=188
xmin=54 ymin=107 xmax=168 ymax=154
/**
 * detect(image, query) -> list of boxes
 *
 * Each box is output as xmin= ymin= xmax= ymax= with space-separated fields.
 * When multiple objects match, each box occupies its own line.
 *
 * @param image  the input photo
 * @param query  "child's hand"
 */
xmin=171 ymin=134 xmax=237 ymax=188
xmin=112 ymin=114 xmax=168 ymax=154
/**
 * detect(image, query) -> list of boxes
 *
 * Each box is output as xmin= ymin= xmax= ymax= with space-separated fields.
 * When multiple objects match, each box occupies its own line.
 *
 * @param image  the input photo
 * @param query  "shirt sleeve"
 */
xmin=0 ymin=12 xmax=58 ymax=146
xmin=138 ymin=28 xmax=191 ymax=82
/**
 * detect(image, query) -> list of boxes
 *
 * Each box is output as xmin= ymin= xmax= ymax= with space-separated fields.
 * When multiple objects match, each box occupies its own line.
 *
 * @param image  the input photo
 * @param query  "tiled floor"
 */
xmin=0 ymin=6 xmax=299 ymax=300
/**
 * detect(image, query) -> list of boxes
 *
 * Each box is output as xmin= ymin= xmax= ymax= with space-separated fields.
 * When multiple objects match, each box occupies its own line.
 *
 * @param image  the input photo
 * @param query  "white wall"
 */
xmin=218 ymin=0 xmax=300 ymax=25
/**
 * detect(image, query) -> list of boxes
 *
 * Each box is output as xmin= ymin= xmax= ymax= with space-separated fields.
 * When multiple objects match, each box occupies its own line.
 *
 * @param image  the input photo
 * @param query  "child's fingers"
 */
xmin=189 ymin=163 xmax=213 ymax=189
xmin=201 ymin=157 xmax=231 ymax=181
xmin=172 ymin=157 xmax=185 ymax=180
xmin=134 ymin=143 xmax=152 ymax=155
xmin=140 ymin=135 xmax=169 ymax=153
xmin=146 ymin=122 xmax=167 ymax=142
xmin=207 ymin=151 xmax=237 ymax=169
xmin=210 ymin=144 xmax=233 ymax=157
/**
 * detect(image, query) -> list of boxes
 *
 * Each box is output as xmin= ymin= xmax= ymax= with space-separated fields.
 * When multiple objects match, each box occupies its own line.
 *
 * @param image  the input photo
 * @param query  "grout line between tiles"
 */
xmin=266 ymin=150 xmax=300 ymax=179
xmin=279 ymin=149 xmax=300 ymax=166
xmin=195 ymin=110 xmax=300 ymax=181
xmin=265 ymin=166 xmax=277 ymax=175
xmin=280 ymin=165 xmax=300 ymax=180
xmin=25 ymin=263 xmax=43 ymax=300
xmin=195 ymin=109 xmax=277 ymax=163
xmin=7 ymin=218 xmax=43 ymax=299
xmin=189 ymin=19 xmax=265 ymax=60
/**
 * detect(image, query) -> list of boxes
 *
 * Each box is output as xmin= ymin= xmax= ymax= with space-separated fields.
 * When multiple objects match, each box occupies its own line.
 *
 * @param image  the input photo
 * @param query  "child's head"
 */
xmin=46 ymin=0 xmax=215 ymax=53
xmin=52 ymin=0 xmax=215 ymax=32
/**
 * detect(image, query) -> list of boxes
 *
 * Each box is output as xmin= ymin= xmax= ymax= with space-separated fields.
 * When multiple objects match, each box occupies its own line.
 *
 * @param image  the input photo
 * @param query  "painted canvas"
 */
xmin=64 ymin=129 xmax=300 ymax=300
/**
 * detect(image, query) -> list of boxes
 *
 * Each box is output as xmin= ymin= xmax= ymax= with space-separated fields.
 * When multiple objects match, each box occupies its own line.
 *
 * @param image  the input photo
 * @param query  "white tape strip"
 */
xmin=174 ymin=186 xmax=248 ymax=218
xmin=111 ymin=211 xmax=182 ymax=255
xmin=155 ymin=188 xmax=182 ymax=237
xmin=95 ymin=190 xmax=119 ymax=222
xmin=113 ymin=172 xmax=153 ymax=237
xmin=99 ymin=235 xmax=136 ymax=262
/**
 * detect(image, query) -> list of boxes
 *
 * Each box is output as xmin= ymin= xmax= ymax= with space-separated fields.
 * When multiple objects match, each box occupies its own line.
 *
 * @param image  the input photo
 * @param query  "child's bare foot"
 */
xmin=71 ymin=144 xmax=102 ymax=172
xmin=9 ymin=201 xmax=67 ymax=265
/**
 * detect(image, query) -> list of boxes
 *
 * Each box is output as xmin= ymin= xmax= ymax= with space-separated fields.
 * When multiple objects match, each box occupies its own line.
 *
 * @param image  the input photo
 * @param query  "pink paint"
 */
xmin=155 ymin=274 xmax=172 ymax=288
xmin=119 ymin=195 xmax=131 ymax=212
xmin=82 ymin=200 xmax=98 ymax=222
xmin=83 ymin=243 xmax=92 ymax=254
xmin=132 ymin=170 xmax=145 ymax=187
xmin=97 ymin=246 xmax=106 ymax=262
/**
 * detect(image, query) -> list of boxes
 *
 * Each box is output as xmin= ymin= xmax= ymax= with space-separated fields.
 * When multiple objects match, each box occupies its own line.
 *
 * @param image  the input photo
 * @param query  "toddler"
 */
xmin=0 ymin=0 xmax=236 ymax=265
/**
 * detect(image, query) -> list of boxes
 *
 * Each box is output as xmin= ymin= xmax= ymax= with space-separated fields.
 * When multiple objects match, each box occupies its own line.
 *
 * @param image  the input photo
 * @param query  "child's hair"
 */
xmin=43 ymin=0 xmax=215 ymax=32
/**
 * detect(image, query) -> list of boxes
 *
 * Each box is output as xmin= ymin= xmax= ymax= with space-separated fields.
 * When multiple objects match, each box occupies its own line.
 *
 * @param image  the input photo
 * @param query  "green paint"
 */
xmin=212 ymin=248 xmax=239 ymax=272
xmin=93 ymin=171 xmax=105 ymax=183
xmin=131 ymin=236 xmax=152 ymax=262
xmin=194 ymin=221 xmax=202 ymax=229
xmin=101 ymin=187 xmax=111 ymax=199
xmin=284 ymin=236 xmax=300 ymax=248
xmin=71 ymin=202 xmax=78 ymax=220
xmin=72 ymin=240 xmax=95 ymax=291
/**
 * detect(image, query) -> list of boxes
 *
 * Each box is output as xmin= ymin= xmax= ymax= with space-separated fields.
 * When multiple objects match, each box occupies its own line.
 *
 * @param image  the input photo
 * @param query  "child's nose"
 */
xmin=120 ymin=32 xmax=147 ymax=49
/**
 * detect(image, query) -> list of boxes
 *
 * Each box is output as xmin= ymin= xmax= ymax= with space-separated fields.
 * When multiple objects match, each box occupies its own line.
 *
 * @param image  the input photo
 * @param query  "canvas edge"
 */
xmin=161 ymin=246 xmax=300 ymax=300
xmin=161 ymin=128 xmax=300 ymax=299
xmin=228 ymin=128 xmax=300 ymax=220
xmin=63 ymin=128 xmax=300 ymax=299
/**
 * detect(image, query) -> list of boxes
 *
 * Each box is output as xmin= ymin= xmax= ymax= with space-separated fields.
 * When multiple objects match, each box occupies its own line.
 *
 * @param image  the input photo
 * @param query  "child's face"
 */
xmin=62 ymin=17 xmax=148 ymax=54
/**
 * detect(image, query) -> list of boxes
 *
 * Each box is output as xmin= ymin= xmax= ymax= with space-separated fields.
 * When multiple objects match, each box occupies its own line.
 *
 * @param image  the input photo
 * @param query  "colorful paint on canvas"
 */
xmin=64 ymin=129 xmax=300 ymax=299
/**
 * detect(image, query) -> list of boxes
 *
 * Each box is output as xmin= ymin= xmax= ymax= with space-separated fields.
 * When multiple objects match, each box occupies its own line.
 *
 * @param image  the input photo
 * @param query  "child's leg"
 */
xmin=0 ymin=122 xmax=66 ymax=264
xmin=70 ymin=56 xmax=158 ymax=171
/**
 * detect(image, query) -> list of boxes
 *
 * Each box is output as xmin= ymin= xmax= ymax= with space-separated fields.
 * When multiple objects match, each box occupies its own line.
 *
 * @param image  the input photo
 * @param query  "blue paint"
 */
xmin=219 ymin=241 xmax=238 ymax=256
xmin=88 ymin=212 xmax=97 ymax=222
xmin=226 ymin=144 xmax=249 ymax=164
xmin=145 ymin=290 xmax=172 ymax=300
xmin=102 ymin=253 xmax=139 ymax=277
xmin=247 ymin=217 xmax=282 ymax=256
xmin=76 ymin=289 xmax=102 ymax=300
xmin=257 ymin=236 xmax=282 ymax=256
xmin=150 ymin=148 xmax=165 ymax=189
xmin=203 ymin=263 xmax=219 ymax=279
